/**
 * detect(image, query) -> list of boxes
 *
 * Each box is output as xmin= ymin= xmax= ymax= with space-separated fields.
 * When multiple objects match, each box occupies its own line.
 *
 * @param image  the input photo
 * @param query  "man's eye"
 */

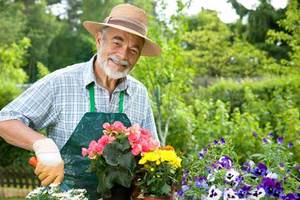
xmin=131 ymin=49 xmax=138 ymax=55
xmin=113 ymin=41 xmax=121 ymax=46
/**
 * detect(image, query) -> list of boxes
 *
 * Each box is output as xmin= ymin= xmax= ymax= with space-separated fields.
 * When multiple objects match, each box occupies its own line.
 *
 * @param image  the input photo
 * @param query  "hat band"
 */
xmin=106 ymin=17 xmax=146 ymax=36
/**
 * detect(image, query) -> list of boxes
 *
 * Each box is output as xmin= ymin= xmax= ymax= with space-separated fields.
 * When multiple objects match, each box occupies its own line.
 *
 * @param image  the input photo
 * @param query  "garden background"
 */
xmin=0 ymin=0 xmax=299 ymax=199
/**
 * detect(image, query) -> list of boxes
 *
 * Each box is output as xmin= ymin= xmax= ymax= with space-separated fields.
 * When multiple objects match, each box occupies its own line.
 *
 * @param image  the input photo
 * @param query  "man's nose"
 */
xmin=117 ymin=46 xmax=129 ymax=60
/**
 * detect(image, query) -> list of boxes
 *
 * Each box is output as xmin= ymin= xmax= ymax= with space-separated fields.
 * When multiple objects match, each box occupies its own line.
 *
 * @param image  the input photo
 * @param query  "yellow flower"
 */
xmin=139 ymin=151 xmax=160 ymax=164
xmin=138 ymin=146 xmax=182 ymax=169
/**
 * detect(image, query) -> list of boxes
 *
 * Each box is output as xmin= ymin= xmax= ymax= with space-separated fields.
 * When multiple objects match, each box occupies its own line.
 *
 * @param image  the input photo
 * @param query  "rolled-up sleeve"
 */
xmin=0 ymin=76 xmax=59 ymax=130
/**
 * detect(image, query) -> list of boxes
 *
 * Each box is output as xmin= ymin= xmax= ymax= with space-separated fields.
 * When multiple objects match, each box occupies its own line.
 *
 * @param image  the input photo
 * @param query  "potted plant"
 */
xmin=135 ymin=145 xmax=182 ymax=200
xmin=82 ymin=121 xmax=159 ymax=198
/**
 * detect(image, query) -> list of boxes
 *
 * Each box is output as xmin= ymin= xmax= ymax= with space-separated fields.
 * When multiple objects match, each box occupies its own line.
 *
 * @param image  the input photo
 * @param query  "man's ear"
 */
xmin=95 ymin=32 xmax=102 ymax=49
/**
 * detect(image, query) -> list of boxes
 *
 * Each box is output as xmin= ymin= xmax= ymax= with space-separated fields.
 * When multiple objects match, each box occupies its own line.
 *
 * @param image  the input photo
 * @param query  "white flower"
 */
xmin=26 ymin=186 xmax=88 ymax=200
xmin=248 ymin=188 xmax=265 ymax=199
xmin=223 ymin=188 xmax=239 ymax=200
xmin=266 ymin=172 xmax=278 ymax=179
xmin=207 ymin=173 xmax=215 ymax=182
xmin=225 ymin=169 xmax=240 ymax=183
xmin=207 ymin=185 xmax=222 ymax=200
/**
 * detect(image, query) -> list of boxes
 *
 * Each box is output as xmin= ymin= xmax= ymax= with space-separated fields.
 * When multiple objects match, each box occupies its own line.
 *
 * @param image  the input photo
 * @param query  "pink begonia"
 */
xmin=127 ymin=124 xmax=159 ymax=155
xmin=82 ymin=148 xmax=89 ymax=157
xmin=83 ymin=121 xmax=159 ymax=158
xmin=103 ymin=121 xmax=127 ymax=134
xmin=81 ymin=135 xmax=115 ymax=158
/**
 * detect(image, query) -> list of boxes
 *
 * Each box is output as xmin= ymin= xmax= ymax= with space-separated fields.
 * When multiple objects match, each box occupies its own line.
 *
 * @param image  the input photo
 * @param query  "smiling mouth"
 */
xmin=109 ymin=58 xmax=127 ymax=68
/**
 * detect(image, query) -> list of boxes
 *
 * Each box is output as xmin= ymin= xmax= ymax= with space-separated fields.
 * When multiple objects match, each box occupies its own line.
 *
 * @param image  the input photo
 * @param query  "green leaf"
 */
xmin=160 ymin=183 xmax=171 ymax=196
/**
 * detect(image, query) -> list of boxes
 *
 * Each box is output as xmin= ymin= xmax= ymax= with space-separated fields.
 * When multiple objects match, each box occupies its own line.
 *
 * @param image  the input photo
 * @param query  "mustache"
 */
xmin=109 ymin=55 xmax=129 ymax=67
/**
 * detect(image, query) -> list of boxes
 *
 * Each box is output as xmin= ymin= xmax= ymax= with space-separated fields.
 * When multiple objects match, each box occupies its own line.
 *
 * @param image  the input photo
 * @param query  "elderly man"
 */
xmin=0 ymin=4 xmax=160 ymax=199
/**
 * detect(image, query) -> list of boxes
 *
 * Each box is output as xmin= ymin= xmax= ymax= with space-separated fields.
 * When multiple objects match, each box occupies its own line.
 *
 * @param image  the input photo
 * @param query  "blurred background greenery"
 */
xmin=0 ymin=0 xmax=299 ymax=193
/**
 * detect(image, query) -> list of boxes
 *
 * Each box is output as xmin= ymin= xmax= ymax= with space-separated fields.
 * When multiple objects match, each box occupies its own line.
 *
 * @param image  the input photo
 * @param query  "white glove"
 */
xmin=33 ymin=138 xmax=62 ymax=166
xmin=33 ymin=138 xmax=64 ymax=186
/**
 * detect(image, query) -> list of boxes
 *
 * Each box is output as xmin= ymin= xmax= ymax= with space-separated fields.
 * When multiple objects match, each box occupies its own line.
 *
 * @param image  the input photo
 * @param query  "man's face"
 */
xmin=96 ymin=27 xmax=144 ymax=79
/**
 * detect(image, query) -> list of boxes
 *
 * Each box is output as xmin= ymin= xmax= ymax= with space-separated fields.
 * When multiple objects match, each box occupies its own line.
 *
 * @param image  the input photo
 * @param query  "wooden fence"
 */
xmin=0 ymin=166 xmax=39 ymax=198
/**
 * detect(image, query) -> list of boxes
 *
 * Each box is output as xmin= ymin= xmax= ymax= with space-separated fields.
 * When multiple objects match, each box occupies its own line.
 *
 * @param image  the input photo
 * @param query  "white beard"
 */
xmin=97 ymin=49 xmax=130 ymax=80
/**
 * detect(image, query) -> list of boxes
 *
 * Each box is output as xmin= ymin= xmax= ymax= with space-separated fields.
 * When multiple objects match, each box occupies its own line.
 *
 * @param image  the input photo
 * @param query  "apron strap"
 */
xmin=88 ymin=83 xmax=95 ymax=112
xmin=119 ymin=90 xmax=125 ymax=113
xmin=87 ymin=82 xmax=125 ymax=113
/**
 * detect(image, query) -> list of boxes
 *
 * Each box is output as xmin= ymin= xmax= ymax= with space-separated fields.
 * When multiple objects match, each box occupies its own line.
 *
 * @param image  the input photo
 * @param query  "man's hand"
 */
xmin=33 ymin=138 xmax=64 ymax=186
xmin=35 ymin=160 xmax=64 ymax=186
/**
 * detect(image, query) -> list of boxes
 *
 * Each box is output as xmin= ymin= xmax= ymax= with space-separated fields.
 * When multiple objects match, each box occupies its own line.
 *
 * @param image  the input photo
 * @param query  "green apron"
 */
xmin=60 ymin=82 xmax=132 ymax=200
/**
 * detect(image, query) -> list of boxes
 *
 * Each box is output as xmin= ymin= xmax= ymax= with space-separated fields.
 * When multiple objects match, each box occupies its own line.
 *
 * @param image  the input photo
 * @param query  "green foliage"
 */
xmin=0 ymin=38 xmax=32 ymax=167
xmin=23 ymin=0 xmax=62 ymax=82
xmin=37 ymin=62 xmax=50 ymax=79
xmin=184 ymin=10 xmax=290 ymax=77
xmin=0 ymin=2 xmax=26 ymax=46
xmin=190 ymin=76 xmax=300 ymax=162
xmin=47 ymin=23 xmax=94 ymax=71
xmin=0 ymin=37 xmax=30 ymax=107
xmin=267 ymin=0 xmax=300 ymax=67
xmin=133 ymin=1 xmax=196 ymax=148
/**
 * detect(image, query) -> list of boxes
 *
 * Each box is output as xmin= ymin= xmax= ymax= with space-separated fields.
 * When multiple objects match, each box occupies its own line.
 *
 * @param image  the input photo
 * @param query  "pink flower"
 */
xmin=131 ymin=144 xmax=142 ymax=156
xmin=127 ymin=124 xmax=159 ymax=155
xmin=103 ymin=121 xmax=127 ymax=134
xmin=98 ymin=135 xmax=116 ymax=146
xmin=82 ymin=148 xmax=89 ymax=157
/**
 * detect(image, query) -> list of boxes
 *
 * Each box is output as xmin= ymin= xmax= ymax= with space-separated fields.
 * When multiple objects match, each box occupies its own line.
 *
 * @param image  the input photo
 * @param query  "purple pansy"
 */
xmin=177 ymin=184 xmax=190 ymax=197
xmin=252 ymin=131 xmax=258 ymax=138
xmin=218 ymin=155 xmax=233 ymax=169
xmin=198 ymin=148 xmax=208 ymax=159
xmin=288 ymin=142 xmax=294 ymax=148
xmin=237 ymin=185 xmax=251 ymax=198
xmin=242 ymin=160 xmax=255 ymax=172
xmin=220 ymin=137 xmax=225 ymax=144
xmin=258 ymin=177 xmax=283 ymax=198
xmin=282 ymin=193 xmax=299 ymax=200
xmin=252 ymin=163 xmax=268 ymax=177
xmin=268 ymin=132 xmax=274 ymax=137
xmin=262 ymin=138 xmax=269 ymax=144
xmin=194 ymin=176 xmax=208 ymax=189
xmin=277 ymin=136 xmax=284 ymax=144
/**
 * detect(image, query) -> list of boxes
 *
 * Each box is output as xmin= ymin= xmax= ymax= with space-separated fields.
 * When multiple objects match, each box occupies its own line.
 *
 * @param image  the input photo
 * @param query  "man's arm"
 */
xmin=0 ymin=120 xmax=64 ymax=186
xmin=0 ymin=120 xmax=45 ymax=151
xmin=0 ymin=75 xmax=64 ymax=186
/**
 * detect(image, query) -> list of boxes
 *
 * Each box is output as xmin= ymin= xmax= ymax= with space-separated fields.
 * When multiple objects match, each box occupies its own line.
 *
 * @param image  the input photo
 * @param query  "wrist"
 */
xmin=33 ymin=138 xmax=62 ymax=166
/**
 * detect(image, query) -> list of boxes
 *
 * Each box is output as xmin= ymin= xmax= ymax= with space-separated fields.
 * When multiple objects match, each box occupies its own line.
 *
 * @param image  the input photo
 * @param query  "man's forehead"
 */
xmin=104 ymin=27 xmax=144 ymax=46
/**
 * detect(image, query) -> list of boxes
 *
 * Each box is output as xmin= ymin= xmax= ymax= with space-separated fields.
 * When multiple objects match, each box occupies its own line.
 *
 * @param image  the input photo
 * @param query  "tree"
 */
xmin=0 ymin=1 xmax=26 ymax=45
xmin=267 ymin=0 xmax=300 ymax=68
xmin=23 ymin=0 xmax=62 ymax=82
xmin=184 ymin=10 xmax=286 ymax=78
xmin=228 ymin=0 xmax=288 ymax=60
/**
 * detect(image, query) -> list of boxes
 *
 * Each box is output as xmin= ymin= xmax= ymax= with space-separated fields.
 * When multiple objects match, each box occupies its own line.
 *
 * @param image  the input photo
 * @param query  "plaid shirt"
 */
xmin=0 ymin=55 xmax=158 ymax=149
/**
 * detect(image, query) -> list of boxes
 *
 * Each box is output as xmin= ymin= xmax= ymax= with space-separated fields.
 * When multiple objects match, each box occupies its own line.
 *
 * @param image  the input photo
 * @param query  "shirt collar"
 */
xmin=83 ymin=54 xmax=131 ymax=96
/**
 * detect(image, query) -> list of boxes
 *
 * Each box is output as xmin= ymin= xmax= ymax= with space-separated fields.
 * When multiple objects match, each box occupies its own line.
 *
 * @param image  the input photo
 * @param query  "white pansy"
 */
xmin=225 ymin=169 xmax=240 ymax=182
xmin=248 ymin=188 xmax=265 ymax=200
xmin=266 ymin=172 xmax=278 ymax=179
xmin=207 ymin=185 xmax=222 ymax=200
xmin=223 ymin=188 xmax=239 ymax=200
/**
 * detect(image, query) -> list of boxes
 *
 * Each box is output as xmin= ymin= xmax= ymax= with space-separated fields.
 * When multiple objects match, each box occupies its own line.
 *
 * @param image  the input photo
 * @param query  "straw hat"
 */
xmin=83 ymin=4 xmax=161 ymax=56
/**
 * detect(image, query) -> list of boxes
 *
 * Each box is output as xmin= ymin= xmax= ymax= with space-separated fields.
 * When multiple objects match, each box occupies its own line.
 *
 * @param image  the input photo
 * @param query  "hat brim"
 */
xmin=83 ymin=21 xmax=161 ymax=57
